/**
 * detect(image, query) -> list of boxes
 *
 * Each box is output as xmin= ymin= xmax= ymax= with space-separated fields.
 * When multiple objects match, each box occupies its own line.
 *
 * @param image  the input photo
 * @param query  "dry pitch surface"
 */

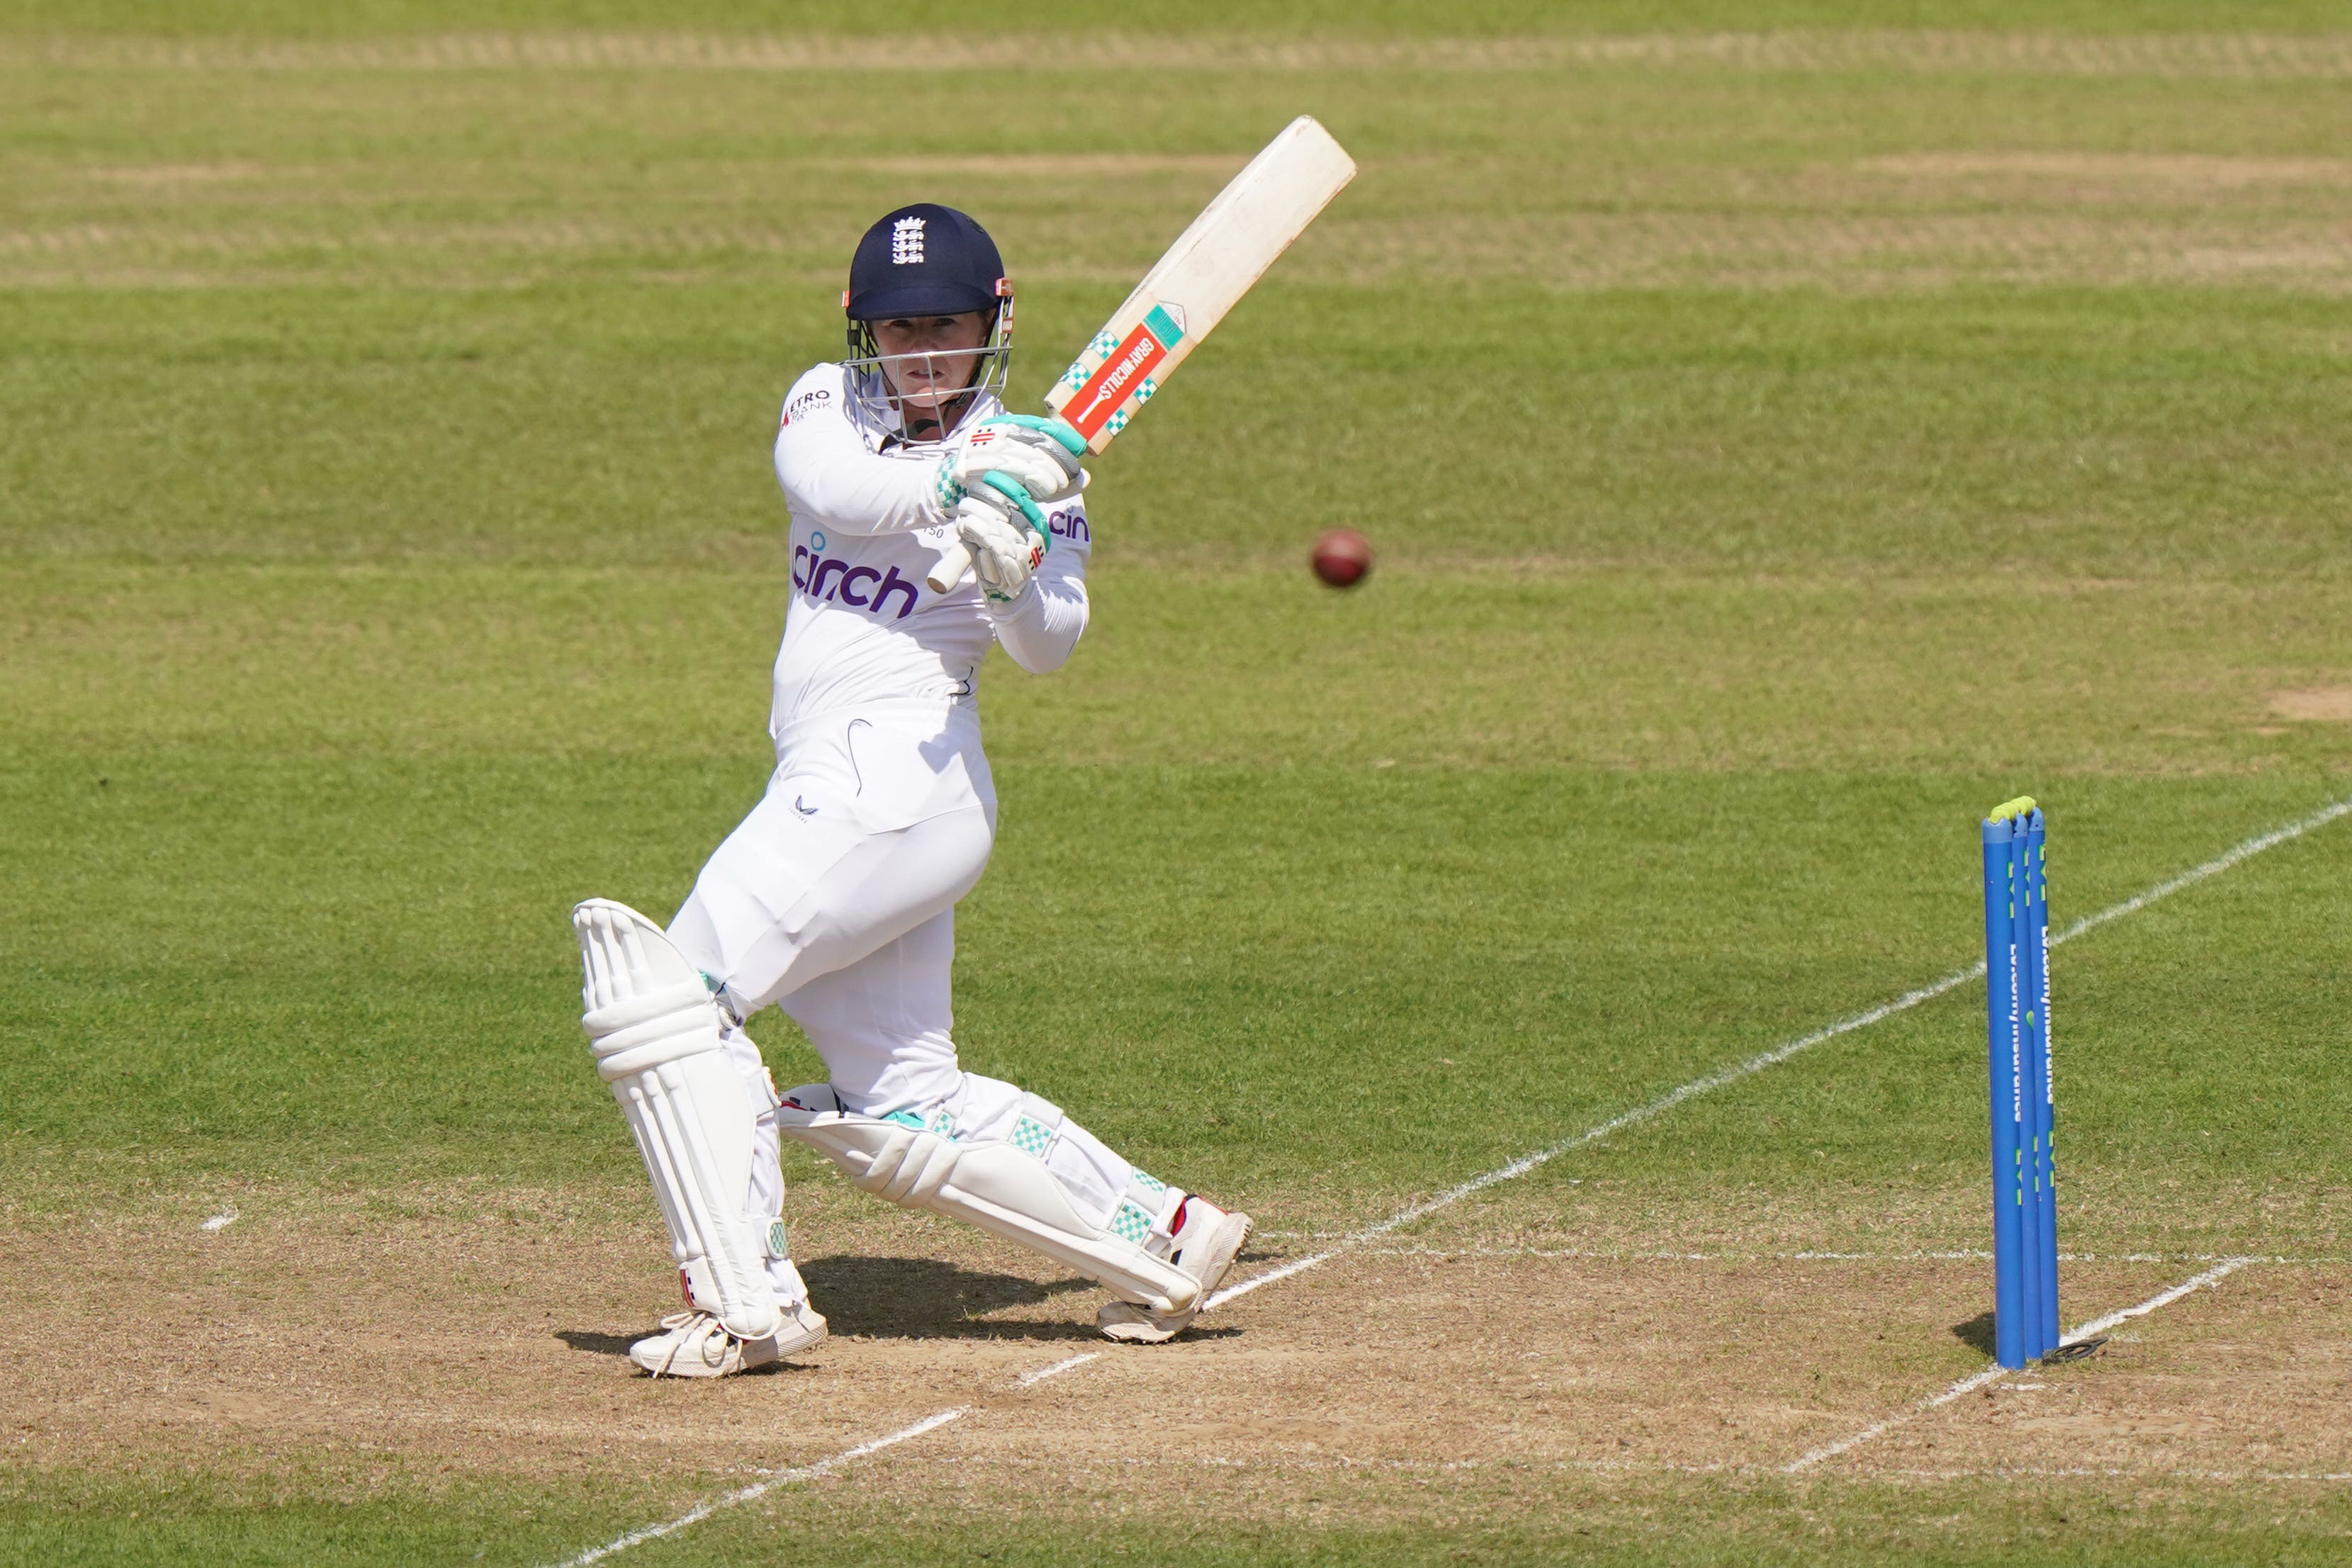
xmin=9 ymin=1178 xmax=2350 ymax=1557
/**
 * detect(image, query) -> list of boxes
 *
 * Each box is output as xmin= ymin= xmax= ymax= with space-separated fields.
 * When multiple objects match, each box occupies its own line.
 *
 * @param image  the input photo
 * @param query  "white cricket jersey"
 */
xmin=767 ymin=363 xmax=1093 ymax=726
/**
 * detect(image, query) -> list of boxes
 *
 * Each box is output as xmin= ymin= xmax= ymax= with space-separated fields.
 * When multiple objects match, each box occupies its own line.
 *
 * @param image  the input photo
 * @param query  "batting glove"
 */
xmin=931 ymin=416 xmax=1088 ymax=516
xmin=954 ymin=483 xmax=1048 ymax=603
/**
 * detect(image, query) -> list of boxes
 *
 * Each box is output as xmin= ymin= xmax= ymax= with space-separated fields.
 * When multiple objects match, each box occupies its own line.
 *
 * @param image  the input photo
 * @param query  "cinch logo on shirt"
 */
xmin=792 ymin=548 xmax=921 ymax=620
xmin=1047 ymin=508 xmax=1090 ymax=543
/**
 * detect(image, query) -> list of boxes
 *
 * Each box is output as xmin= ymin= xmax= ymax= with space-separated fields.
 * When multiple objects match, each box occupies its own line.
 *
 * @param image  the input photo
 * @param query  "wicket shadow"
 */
xmin=1950 ymin=1312 xmax=1998 ymax=1357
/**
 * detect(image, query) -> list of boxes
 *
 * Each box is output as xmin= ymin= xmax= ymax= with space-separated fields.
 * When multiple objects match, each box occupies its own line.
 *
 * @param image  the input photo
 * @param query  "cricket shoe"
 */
xmin=1096 ymin=1195 xmax=1254 ymax=1344
xmin=629 ymin=1301 xmax=828 ymax=1378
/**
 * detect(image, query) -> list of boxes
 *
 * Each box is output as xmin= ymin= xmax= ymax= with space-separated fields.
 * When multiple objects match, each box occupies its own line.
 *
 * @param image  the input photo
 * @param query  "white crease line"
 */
xmin=1881 ymin=1464 xmax=2352 ymax=1483
xmin=894 ymin=1452 xmax=2352 ymax=1484
xmin=2061 ymin=1256 xmax=2254 ymax=1344
xmin=2051 ymin=798 xmax=2352 ymax=945
xmin=544 ymin=1407 xmax=966 ymax=1567
xmin=544 ymin=1350 xmax=1104 ymax=1564
xmin=1013 ymin=1353 xmax=1099 ymax=1387
xmin=1343 ymin=1246 xmax=2343 ymax=1265
xmin=1784 ymin=1365 xmax=2014 ymax=1474
xmin=1210 ymin=794 xmax=2352 ymax=1313
xmin=1783 ymin=1257 xmax=2256 ymax=1474
xmin=1341 ymin=1245 xmax=1996 ymax=1263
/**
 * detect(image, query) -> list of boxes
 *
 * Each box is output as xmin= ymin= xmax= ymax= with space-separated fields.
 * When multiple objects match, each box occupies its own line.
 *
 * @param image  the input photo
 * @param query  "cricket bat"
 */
xmin=925 ymin=115 xmax=1357 ymax=594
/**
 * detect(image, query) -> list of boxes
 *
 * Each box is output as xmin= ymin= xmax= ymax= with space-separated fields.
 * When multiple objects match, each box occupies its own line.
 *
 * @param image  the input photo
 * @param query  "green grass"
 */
xmin=4 ymin=1 xmax=2351 ymax=1562
xmin=9 ymin=1464 xmax=2352 ymax=1568
xmin=8 ymin=0 xmax=2351 ymax=40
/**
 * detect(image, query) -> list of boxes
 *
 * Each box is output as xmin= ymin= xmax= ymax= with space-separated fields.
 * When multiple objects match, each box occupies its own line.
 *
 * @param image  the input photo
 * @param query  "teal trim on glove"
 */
xmin=977 ymin=471 xmax=1050 ymax=553
xmin=986 ymin=412 xmax=1088 ymax=456
xmin=930 ymin=456 xmax=966 ymax=514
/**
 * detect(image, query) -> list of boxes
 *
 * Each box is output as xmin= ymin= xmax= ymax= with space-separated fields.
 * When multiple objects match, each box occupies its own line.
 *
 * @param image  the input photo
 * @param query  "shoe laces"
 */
xmin=647 ymin=1310 xmax=726 ymax=1378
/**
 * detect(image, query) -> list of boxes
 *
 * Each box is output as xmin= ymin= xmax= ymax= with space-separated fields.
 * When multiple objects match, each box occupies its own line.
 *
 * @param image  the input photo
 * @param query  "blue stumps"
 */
xmin=1982 ymin=813 xmax=2028 ymax=1367
xmin=2011 ymin=817 xmax=2048 ymax=1355
xmin=1984 ymin=799 xmax=2059 ymax=1367
xmin=2023 ymin=810 xmax=2060 ymax=1352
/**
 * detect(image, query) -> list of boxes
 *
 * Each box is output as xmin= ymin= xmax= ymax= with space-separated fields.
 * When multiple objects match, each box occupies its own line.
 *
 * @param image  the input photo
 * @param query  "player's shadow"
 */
xmin=809 ymin=1254 xmax=1246 ymax=1343
xmin=800 ymin=1253 xmax=1119 ymax=1341
xmin=554 ymin=1253 xmax=1249 ymax=1350
xmin=1950 ymin=1312 xmax=1998 ymax=1356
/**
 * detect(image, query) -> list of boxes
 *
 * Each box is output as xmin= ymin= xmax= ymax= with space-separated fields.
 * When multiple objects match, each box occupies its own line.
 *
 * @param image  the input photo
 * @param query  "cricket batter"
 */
xmin=571 ymin=204 xmax=1252 ymax=1377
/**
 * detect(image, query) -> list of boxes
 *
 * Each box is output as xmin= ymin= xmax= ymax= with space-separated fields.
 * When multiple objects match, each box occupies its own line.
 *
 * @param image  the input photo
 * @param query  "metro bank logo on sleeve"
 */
xmin=780 ymin=385 xmax=831 ymax=427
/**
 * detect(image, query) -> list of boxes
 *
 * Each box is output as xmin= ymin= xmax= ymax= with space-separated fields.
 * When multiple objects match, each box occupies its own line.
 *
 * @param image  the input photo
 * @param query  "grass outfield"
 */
xmin=4 ymin=2 xmax=2351 ymax=1563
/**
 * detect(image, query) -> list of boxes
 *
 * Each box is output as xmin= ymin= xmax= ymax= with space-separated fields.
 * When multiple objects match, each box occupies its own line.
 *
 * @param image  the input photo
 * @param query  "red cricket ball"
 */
xmin=1310 ymin=527 xmax=1373 ymax=589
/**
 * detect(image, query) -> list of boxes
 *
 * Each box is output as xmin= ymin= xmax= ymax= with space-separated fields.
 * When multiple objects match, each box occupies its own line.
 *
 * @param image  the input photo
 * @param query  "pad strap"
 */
xmin=585 ymin=978 xmax=728 ymax=1081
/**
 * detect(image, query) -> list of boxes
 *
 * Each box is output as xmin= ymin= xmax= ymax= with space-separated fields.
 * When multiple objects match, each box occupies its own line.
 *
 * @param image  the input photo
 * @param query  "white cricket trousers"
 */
xmin=666 ymin=701 xmax=1168 ymax=1278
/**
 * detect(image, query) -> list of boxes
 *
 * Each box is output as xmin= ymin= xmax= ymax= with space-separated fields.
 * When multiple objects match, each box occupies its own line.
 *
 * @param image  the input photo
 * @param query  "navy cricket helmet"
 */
xmin=840 ymin=203 xmax=1016 ymax=447
xmin=844 ymin=203 xmax=1007 ymax=320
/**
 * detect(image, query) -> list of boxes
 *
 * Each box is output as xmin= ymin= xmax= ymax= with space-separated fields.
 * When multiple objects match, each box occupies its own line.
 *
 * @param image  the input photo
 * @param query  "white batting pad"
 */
xmin=576 ymin=898 xmax=781 ymax=1342
xmin=774 ymin=1088 xmax=1197 ymax=1314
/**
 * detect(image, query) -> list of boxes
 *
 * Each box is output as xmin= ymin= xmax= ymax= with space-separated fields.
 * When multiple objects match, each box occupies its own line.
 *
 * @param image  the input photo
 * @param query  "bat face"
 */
xmin=1037 ymin=116 xmax=1354 ymax=456
xmin=1050 ymin=303 xmax=1188 ymax=450
xmin=930 ymin=118 xmax=1351 ymax=596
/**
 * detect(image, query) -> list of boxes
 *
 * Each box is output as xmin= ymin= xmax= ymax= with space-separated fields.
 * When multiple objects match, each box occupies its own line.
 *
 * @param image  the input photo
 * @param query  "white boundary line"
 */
xmin=1782 ymin=1258 xmax=2255 ymax=1474
xmin=547 ymin=793 xmax=2348 ymax=1562
xmin=1210 ymin=794 xmax=2351 ymax=1311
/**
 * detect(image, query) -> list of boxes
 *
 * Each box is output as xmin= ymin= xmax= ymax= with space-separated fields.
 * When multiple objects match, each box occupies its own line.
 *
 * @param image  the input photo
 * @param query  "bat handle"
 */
xmin=925 ymin=537 xmax=974 ymax=595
